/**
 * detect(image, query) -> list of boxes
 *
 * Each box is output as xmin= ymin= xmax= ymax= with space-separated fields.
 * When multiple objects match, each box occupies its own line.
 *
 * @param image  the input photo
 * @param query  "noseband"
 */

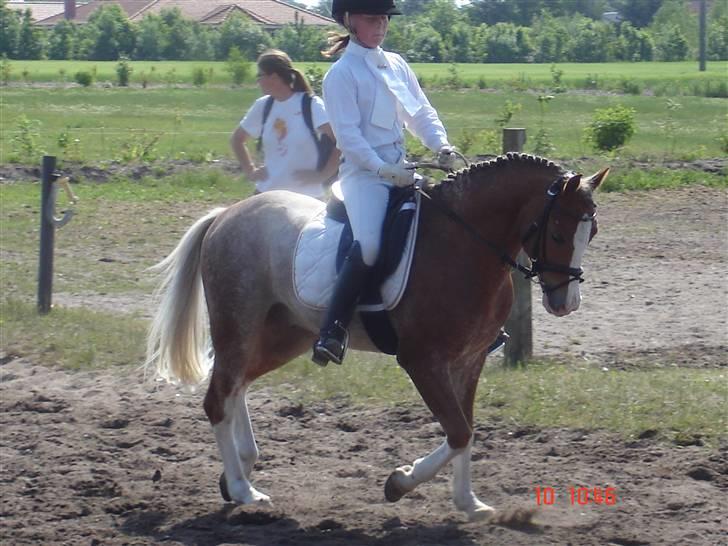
xmin=417 ymin=175 xmax=595 ymax=294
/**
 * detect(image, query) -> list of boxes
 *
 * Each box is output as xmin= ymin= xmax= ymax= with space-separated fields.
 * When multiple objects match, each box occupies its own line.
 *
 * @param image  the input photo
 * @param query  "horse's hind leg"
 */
xmin=204 ymin=354 xmax=270 ymax=505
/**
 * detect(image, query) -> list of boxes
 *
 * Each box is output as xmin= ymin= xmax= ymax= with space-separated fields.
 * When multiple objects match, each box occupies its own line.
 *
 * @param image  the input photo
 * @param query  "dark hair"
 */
xmin=257 ymin=49 xmax=313 ymax=95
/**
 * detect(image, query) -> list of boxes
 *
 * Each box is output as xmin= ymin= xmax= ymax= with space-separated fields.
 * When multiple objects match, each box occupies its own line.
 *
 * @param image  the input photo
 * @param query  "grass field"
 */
xmin=2 ymin=85 xmax=726 ymax=163
xmin=4 ymin=60 xmax=727 ymax=95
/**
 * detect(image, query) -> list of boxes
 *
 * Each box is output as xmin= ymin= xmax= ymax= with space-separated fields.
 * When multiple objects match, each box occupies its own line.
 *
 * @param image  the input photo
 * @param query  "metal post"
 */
xmin=502 ymin=129 xmax=532 ymax=366
xmin=37 ymin=156 xmax=57 ymax=314
xmin=699 ymin=0 xmax=707 ymax=72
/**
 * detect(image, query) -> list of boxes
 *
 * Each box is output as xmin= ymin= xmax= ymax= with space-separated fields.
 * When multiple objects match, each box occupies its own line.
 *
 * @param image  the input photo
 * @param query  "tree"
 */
xmin=649 ymin=0 xmax=697 ymax=55
xmin=707 ymin=12 xmax=728 ymax=60
xmin=0 ymin=0 xmax=21 ymax=57
xmin=275 ymin=23 xmax=327 ymax=61
xmin=616 ymin=22 xmax=654 ymax=62
xmin=531 ymin=11 xmax=570 ymax=63
xmin=653 ymin=24 xmax=690 ymax=61
xmin=216 ymin=13 xmax=272 ymax=60
xmin=611 ymin=0 xmax=662 ymax=28
xmin=135 ymin=14 xmax=167 ymax=60
xmin=48 ymin=20 xmax=77 ymax=60
xmin=17 ymin=9 xmax=45 ymax=60
xmin=161 ymin=8 xmax=195 ymax=60
xmin=86 ymin=4 xmax=136 ymax=60
xmin=566 ymin=16 xmax=615 ymax=62
xmin=484 ymin=22 xmax=532 ymax=63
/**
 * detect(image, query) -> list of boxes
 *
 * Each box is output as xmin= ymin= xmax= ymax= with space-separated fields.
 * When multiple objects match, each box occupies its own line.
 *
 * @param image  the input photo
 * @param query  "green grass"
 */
xmin=0 ymin=169 xmax=251 ymax=299
xmin=2 ymin=86 xmax=726 ymax=163
xmin=0 ymin=298 xmax=147 ymax=371
xmin=255 ymin=352 xmax=727 ymax=448
xmin=5 ymin=60 xmax=727 ymax=95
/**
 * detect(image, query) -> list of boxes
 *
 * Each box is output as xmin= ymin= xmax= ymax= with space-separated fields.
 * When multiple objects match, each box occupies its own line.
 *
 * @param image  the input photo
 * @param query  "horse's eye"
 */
xmin=551 ymin=232 xmax=566 ymax=244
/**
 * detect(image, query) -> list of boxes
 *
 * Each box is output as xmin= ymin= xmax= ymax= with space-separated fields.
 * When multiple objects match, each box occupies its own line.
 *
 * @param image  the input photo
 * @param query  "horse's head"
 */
xmin=523 ymin=167 xmax=609 ymax=316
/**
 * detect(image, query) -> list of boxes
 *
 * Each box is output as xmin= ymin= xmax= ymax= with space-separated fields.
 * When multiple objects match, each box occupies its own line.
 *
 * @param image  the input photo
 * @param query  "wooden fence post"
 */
xmin=502 ymin=129 xmax=533 ymax=366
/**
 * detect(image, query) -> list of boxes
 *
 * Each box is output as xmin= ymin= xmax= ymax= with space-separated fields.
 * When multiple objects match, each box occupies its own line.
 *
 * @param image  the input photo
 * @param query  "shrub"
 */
xmin=584 ymin=105 xmax=636 ymax=152
xmin=1 ymin=56 xmax=12 ymax=86
xmin=10 ymin=115 xmax=42 ymax=162
xmin=304 ymin=65 xmax=324 ymax=95
xmin=618 ymin=77 xmax=642 ymax=95
xmin=116 ymin=57 xmax=132 ymax=87
xmin=225 ymin=47 xmax=252 ymax=86
xmin=718 ymin=115 xmax=728 ymax=155
xmin=74 ymin=70 xmax=94 ymax=87
xmin=192 ymin=67 xmax=208 ymax=87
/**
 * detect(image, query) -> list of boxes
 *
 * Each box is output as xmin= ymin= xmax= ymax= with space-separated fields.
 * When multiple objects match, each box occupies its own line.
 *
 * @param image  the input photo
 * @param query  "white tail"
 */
xmin=145 ymin=208 xmax=226 ymax=385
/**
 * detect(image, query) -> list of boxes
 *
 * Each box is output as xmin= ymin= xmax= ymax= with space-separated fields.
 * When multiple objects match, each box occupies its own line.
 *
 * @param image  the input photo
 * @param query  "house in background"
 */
xmin=7 ymin=1 xmax=69 ymax=22
xmin=10 ymin=0 xmax=333 ymax=28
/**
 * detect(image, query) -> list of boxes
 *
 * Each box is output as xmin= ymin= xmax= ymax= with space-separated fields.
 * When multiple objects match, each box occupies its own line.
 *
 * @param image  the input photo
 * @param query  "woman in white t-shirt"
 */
xmin=231 ymin=49 xmax=340 ymax=199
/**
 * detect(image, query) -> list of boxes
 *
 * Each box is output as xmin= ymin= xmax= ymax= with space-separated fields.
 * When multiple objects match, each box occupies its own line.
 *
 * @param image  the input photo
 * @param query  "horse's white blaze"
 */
xmin=565 ymin=217 xmax=593 ymax=312
xmin=542 ymin=216 xmax=592 ymax=315
xmin=451 ymin=439 xmax=495 ymax=521
xmin=214 ymin=395 xmax=270 ymax=504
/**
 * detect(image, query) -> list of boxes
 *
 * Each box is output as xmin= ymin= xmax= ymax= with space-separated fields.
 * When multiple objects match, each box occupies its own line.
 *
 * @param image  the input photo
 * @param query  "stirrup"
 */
xmin=312 ymin=322 xmax=349 ymax=367
xmin=487 ymin=330 xmax=510 ymax=354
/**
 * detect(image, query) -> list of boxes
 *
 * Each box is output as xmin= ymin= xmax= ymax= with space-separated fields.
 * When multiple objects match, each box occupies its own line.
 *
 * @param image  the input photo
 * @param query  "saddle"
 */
xmin=293 ymin=183 xmax=421 ymax=354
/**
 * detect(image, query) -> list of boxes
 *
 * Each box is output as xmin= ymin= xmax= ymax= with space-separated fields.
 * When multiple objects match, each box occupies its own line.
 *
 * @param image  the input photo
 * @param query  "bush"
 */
xmin=584 ymin=105 xmax=636 ymax=152
xmin=1 ymin=56 xmax=11 ymax=86
xmin=192 ymin=67 xmax=208 ymax=87
xmin=116 ymin=57 xmax=132 ymax=87
xmin=74 ymin=70 xmax=94 ymax=87
xmin=225 ymin=47 xmax=252 ymax=86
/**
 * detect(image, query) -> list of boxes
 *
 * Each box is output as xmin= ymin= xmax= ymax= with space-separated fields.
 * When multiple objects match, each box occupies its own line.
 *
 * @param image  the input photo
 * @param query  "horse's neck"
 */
xmin=439 ymin=171 xmax=539 ymax=256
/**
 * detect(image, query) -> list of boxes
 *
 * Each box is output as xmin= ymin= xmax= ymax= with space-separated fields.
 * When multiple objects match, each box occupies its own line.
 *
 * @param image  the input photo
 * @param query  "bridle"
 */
xmin=415 ymin=174 xmax=596 ymax=294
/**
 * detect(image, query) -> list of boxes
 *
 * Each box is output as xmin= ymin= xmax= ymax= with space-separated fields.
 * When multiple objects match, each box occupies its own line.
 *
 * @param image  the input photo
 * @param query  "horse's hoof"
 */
xmin=384 ymin=472 xmax=407 ymax=503
xmin=219 ymin=472 xmax=231 ymax=502
xmin=468 ymin=505 xmax=496 ymax=522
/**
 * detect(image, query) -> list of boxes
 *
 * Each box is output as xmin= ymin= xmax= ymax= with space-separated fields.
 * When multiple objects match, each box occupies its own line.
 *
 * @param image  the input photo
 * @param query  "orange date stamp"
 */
xmin=534 ymin=486 xmax=617 ymax=506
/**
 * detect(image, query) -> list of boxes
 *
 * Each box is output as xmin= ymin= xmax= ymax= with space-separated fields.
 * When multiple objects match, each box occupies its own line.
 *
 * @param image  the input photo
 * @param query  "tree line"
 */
xmin=1 ymin=0 xmax=726 ymax=63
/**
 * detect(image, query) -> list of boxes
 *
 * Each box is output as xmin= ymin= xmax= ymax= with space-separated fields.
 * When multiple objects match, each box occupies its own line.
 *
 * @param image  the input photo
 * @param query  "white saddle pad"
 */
xmin=293 ymin=193 xmax=421 ymax=312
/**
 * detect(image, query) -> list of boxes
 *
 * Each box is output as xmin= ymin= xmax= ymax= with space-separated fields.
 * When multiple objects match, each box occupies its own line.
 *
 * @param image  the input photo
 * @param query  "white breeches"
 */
xmin=340 ymin=143 xmax=404 ymax=266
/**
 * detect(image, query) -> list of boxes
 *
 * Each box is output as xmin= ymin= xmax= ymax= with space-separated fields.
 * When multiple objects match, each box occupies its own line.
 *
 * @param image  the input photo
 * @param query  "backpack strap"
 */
xmin=256 ymin=95 xmax=275 ymax=154
xmin=301 ymin=93 xmax=318 ymax=143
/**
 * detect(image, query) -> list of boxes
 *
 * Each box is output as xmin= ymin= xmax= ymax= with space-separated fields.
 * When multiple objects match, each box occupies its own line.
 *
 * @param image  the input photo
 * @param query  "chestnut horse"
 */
xmin=146 ymin=153 xmax=608 ymax=521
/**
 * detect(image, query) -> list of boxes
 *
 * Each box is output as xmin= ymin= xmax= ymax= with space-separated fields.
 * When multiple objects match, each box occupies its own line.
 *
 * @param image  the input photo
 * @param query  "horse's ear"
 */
xmin=585 ymin=167 xmax=610 ymax=191
xmin=564 ymin=174 xmax=582 ymax=193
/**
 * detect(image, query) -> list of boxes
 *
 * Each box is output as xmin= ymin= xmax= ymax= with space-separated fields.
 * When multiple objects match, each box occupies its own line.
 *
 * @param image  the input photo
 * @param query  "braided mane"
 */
xmin=428 ymin=152 xmax=564 ymax=197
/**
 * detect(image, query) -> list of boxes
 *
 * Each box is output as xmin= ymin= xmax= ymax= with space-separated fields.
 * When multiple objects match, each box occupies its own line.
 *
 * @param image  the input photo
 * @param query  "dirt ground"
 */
xmin=1 ymin=179 xmax=727 ymax=545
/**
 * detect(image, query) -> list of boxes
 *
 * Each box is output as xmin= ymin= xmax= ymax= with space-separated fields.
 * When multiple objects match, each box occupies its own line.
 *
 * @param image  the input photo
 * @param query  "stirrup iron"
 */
xmin=312 ymin=322 xmax=349 ymax=367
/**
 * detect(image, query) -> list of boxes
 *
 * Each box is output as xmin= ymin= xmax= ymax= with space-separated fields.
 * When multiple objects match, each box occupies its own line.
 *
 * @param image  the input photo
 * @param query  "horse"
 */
xmin=146 ymin=153 xmax=608 ymax=521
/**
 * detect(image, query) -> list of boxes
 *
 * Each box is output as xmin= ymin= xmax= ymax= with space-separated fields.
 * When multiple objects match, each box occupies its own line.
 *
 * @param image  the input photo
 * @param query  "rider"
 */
xmin=312 ymin=0 xmax=457 ymax=366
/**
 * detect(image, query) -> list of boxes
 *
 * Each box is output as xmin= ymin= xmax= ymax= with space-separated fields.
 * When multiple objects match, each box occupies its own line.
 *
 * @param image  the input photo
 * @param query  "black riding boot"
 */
xmin=312 ymin=242 xmax=371 ymax=367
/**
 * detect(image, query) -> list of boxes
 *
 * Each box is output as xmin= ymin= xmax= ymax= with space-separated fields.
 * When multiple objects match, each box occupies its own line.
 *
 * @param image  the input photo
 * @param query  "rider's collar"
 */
xmin=345 ymin=40 xmax=382 ymax=58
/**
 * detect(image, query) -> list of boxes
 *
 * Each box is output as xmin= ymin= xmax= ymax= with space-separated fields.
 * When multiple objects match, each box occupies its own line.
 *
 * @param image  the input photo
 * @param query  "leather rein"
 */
xmin=415 ymin=174 xmax=595 ymax=294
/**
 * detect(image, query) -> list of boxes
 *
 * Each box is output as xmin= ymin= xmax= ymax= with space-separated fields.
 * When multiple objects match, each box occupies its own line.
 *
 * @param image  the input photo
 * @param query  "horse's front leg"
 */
xmin=450 ymin=357 xmax=494 ymax=521
xmin=451 ymin=439 xmax=494 ymax=521
xmin=384 ymin=354 xmax=473 ymax=513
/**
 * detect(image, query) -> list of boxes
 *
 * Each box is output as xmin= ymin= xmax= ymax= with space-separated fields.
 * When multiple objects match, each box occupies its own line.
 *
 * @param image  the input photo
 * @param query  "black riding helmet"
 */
xmin=331 ymin=0 xmax=401 ymax=25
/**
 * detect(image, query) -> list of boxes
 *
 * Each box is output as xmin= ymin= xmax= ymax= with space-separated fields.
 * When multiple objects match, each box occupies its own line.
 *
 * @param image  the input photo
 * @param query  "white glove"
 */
xmin=377 ymin=162 xmax=415 ymax=188
xmin=437 ymin=145 xmax=457 ymax=170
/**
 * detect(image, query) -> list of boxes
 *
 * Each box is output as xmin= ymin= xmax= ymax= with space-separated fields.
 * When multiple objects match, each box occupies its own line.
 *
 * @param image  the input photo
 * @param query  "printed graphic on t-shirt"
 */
xmin=273 ymin=118 xmax=288 ymax=156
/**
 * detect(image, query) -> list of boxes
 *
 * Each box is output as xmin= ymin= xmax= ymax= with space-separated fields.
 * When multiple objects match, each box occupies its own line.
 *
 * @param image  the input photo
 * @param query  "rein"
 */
xmin=415 ymin=175 xmax=592 ymax=294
